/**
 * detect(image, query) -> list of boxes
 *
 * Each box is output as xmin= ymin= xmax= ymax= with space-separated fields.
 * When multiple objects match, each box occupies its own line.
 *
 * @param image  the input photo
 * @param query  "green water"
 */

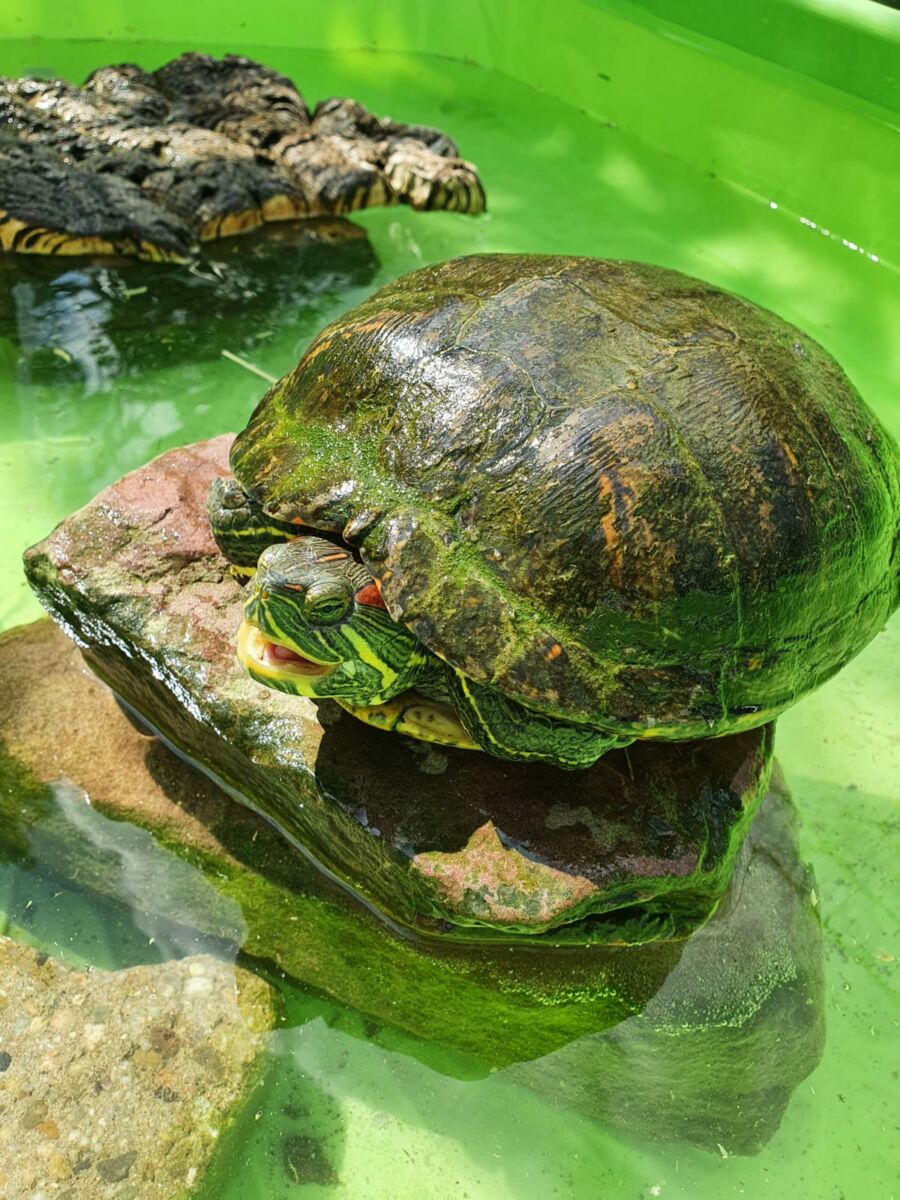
xmin=1 ymin=37 xmax=898 ymax=1199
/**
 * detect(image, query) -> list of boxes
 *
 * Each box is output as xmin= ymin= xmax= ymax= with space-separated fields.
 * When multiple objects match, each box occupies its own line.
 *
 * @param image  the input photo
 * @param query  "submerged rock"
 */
xmin=0 ymin=936 xmax=275 ymax=1199
xmin=0 ymin=618 xmax=823 ymax=1154
xmin=0 ymin=617 xmax=678 ymax=1066
xmin=23 ymin=436 xmax=774 ymax=941
xmin=507 ymin=780 xmax=824 ymax=1152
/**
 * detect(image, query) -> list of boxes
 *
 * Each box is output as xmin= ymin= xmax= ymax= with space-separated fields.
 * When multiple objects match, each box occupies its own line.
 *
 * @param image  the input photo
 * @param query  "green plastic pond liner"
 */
xmin=0 ymin=1 xmax=898 ymax=1196
xmin=1 ymin=0 xmax=897 ymax=262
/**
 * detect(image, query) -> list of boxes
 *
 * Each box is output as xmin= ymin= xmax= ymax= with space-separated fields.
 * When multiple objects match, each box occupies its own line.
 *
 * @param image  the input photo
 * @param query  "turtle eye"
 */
xmin=302 ymin=580 xmax=353 ymax=625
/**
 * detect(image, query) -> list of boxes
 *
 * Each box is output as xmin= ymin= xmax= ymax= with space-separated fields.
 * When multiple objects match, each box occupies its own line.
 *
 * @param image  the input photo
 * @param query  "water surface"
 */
xmin=0 ymin=38 xmax=897 ymax=1199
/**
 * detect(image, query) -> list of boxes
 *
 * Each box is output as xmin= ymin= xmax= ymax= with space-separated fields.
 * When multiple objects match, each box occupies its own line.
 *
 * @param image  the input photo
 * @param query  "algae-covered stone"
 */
xmin=506 ymin=780 xmax=824 ymax=1152
xmin=13 ymin=436 xmax=826 ymax=1151
xmin=0 ymin=619 xmax=823 ymax=1153
xmin=0 ymin=936 xmax=275 ymax=1199
xmin=0 ymin=618 xmax=678 ymax=1067
xmin=23 ymin=436 xmax=773 ymax=940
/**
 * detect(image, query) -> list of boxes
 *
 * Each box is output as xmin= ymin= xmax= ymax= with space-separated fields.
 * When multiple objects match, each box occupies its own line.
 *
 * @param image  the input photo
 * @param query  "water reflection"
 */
xmin=0 ymin=594 xmax=836 ymax=1194
xmin=506 ymin=774 xmax=824 ymax=1154
xmin=0 ymin=775 xmax=243 ymax=968
xmin=0 ymin=218 xmax=377 ymax=394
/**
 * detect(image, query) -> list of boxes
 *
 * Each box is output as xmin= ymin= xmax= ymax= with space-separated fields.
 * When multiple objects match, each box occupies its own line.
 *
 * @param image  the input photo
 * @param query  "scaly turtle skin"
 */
xmin=0 ymin=53 xmax=485 ymax=262
xmin=210 ymin=254 xmax=900 ymax=769
xmin=207 ymin=477 xmax=304 ymax=576
xmin=236 ymin=537 xmax=486 ymax=752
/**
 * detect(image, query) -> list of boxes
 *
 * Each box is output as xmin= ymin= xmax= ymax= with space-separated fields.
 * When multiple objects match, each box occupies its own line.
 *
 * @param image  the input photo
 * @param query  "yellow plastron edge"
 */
xmin=336 ymin=694 xmax=480 ymax=751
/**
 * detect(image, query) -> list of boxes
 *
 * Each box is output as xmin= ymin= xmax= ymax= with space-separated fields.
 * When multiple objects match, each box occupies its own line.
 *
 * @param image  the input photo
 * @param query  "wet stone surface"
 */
xmin=23 ymin=435 xmax=774 ymax=940
xmin=0 ymin=938 xmax=275 ymax=1199
xmin=0 ymin=618 xmax=825 ymax=1153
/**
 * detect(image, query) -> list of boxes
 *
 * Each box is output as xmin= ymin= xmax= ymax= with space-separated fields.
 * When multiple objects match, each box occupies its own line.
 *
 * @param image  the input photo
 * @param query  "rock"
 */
xmin=0 ymin=618 xmax=824 ymax=1153
xmin=23 ymin=436 xmax=774 ymax=940
xmin=506 ymin=778 xmax=826 ymax=1151
xmin=282 ymin=1133 xmax=338 ymax=1187
xmin=0 ymin=618 xmax=664 ymax=1066
xmin=0 ymin=937 xmax=275 ymax=1200
xmin=96 ymin=1152 xmax=137 ymax=1184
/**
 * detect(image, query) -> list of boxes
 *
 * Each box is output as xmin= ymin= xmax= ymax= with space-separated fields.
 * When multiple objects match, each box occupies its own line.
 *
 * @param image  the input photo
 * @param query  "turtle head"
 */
xmin=238 ymin=537 xmax=433 ymax=704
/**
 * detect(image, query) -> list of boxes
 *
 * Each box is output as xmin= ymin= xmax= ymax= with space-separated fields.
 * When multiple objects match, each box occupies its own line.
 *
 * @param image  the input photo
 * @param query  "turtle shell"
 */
xmin=231 ymin=255 xmax=900 ymax=739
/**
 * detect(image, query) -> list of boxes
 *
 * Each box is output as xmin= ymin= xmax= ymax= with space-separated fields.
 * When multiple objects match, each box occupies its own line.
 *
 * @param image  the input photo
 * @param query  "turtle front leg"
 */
xmin=206 ymin=476 xmax=300 ymax=578
xmin=446 ymin=671 xmax=627 ymax=770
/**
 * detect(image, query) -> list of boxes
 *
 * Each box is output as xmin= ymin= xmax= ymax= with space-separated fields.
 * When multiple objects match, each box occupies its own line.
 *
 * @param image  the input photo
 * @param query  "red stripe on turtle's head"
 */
xmin=355 ymin=581 xmax=387 ymax=609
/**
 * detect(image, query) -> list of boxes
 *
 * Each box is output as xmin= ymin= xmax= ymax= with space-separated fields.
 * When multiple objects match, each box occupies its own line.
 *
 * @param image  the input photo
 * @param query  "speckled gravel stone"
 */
xmin=0 ymin=938 xmax=275 ymax=1199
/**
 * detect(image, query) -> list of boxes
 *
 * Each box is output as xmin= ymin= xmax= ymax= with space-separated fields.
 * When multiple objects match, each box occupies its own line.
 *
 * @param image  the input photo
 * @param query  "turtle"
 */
xmin=0 ymin=53 xmax=485 ymax=262
xmin=207 ymin=254 xmax=900 ymax=770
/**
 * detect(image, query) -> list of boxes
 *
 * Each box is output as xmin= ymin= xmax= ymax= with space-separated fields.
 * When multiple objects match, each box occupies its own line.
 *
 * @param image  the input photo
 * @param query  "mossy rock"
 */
xmin=0 ymin=618 xmax=823 ymax=1154
xmin=23 ymin=436 xmax=775 ymax=942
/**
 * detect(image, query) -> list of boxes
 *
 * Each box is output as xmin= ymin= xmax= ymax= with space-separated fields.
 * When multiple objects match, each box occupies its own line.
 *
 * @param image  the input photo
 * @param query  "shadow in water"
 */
xmin=0 ymin=726 xmax=824 ymax=1158
xmin=187 ymin=771 xmax=824 ymax=1199
xmin=196 ymin=1053 xmax=347 ymax=1196
xmin=312 ymin=707 xmax=772 ymax=940
xmin=505 ymin=772 xmax=826 ymax=1153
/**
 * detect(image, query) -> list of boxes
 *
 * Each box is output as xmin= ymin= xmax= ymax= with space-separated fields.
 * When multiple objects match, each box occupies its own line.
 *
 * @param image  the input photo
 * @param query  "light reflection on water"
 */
xmin=0 ymin=780 xmax=242 ymax=968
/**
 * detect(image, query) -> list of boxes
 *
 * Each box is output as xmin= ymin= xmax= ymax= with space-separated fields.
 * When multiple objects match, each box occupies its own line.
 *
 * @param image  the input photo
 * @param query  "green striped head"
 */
xmin=238 ymin=537 xmax=436 ymax=704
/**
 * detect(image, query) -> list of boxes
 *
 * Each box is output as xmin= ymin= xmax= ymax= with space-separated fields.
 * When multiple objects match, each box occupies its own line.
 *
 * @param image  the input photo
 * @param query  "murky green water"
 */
xmin=0 ymin=38 xmax=897 ymax=1199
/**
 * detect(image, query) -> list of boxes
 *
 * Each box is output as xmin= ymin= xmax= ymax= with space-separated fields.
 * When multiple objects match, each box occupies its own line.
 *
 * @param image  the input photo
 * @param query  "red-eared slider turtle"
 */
xmin=208 ymin=255 xmax=900 ymax=769
xmin=0 ymin=53 xmax=485 ymax=262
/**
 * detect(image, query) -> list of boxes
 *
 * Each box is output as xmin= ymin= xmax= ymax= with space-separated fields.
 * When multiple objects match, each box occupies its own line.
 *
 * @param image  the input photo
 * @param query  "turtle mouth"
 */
xmin=237 ymin=620 xmax=336 ymax=679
